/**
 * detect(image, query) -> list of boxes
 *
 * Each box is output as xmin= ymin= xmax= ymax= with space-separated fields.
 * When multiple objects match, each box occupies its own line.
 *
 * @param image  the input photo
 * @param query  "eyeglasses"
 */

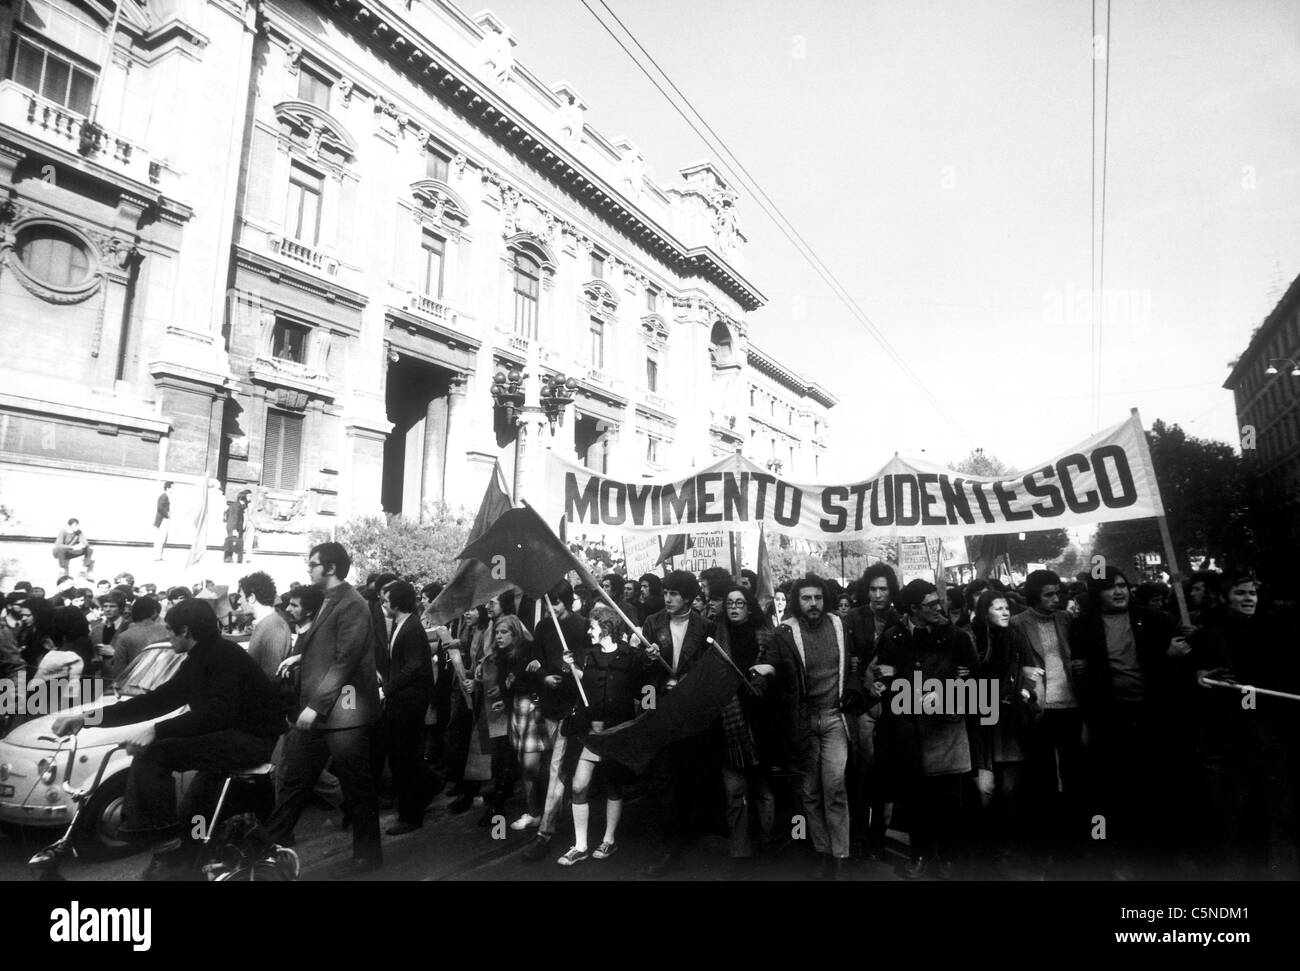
xmin=307 ymin=560 xmax=322 ymax=571
xmin=725 ymin=600 xmax=748 ymax=608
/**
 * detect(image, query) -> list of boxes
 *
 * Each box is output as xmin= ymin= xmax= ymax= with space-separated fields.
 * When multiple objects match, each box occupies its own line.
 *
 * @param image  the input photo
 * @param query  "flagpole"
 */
xmin=1201 ymin=677 xmax=1300 ymax=704
xmin=544 ymin=595 xmax=590 ymax=708
xmin=1131 ymin=407 xmax=1192 ymax=628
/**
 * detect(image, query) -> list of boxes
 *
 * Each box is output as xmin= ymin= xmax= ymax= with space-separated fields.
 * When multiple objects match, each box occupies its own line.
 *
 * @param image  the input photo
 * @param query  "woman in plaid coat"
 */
xmin=499 ymin=614 xmax=549 ymax=832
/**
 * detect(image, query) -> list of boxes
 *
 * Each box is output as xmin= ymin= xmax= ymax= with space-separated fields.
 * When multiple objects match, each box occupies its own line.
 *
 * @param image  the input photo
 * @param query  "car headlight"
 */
xmin=38 ymin=758 xmax=57 ymax=785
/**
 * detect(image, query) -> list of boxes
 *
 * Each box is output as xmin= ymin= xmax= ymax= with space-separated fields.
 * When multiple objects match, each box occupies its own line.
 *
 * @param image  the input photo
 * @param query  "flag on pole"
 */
xmin=582 ymin=647 xmax=743 ymax=772
xmin=185 ymin=481 xmax=211 ymax=569
xmin=755 ymin=521 xmax=775 ymax=613
xmin=427 ymin=462 xmax=518 ymax=625
xmin=655 ymin=533 xmax=687 ymax=566
xmin=456 ymin=502 xmax=601 ymax=598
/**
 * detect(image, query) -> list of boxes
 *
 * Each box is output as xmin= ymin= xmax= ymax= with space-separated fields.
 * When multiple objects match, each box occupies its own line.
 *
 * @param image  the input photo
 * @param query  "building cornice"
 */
xmin=311 ymin=0 xmax=765 ymax=311
xmin=234 ymin=244 xmax=369 ymax=314
xmin=1224 ymin=269 xmax=1300 ymax=389
xmin=747 ymin=343 xmax=838 ymax=409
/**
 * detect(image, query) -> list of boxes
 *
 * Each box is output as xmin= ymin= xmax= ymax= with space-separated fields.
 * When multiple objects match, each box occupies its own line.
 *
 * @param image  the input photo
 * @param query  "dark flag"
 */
xmin=582 ymin=647 xmax=743 ymax=773
xmin=456 ymin=502 xmax=600 ymax=598
xmin=427 ymin=462 xmax=517 ymax=625
xmin=755 ymin=521 xmax=775 ymax=614
xmin=656 ymin=533 xmax=687 ymax=566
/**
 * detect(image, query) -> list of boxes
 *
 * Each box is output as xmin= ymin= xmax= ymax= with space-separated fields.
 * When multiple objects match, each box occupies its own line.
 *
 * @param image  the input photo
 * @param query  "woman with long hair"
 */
xmin=969 ymin=589 xmax=1027 ymax=869
xmin=713 ymin=583 xmax=776 ymax=858
xmin=556 ymin=604 xmax=651 ymax=866
xmin=17 ymin=596 xmax=56 ymax=676
xmin=637 ymin=573 xmax=665 ymax=624
xmin=763 ymin=583 xmax=789 ymax=629
xmin=446 ymin=604 xmax=490 ymax=812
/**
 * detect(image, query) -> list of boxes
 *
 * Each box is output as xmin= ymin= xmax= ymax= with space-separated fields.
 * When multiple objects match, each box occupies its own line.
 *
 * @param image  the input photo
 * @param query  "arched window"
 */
xmin=513 ymin=251 xmax=540 ymax=339
xmin=9 ymin=0 xmax=106 ymax=114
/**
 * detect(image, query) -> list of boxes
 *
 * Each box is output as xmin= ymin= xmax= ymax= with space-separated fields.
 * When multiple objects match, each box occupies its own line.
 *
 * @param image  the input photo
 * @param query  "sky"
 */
xmin=485 ymin=0 xmax=1300 ymax=479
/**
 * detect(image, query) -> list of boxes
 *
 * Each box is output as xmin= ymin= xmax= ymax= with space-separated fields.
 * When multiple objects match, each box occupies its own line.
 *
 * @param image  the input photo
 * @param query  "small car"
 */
xmin=0 ymin=643 xmax=188 ymax=857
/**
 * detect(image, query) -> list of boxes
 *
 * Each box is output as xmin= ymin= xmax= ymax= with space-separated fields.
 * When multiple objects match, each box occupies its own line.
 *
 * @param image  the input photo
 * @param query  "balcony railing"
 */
xmin=0 ymin=81 xmax=173 ymax=192
xmin=268 ymin=235 xmax=339 ymax=276
xmin=407 ymin=291 xmax=457 ymax=326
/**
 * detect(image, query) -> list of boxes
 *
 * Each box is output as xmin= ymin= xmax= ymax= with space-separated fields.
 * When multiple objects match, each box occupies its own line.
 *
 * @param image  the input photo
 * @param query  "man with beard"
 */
xmin=752 ymin=574 xmax=865 ymax=878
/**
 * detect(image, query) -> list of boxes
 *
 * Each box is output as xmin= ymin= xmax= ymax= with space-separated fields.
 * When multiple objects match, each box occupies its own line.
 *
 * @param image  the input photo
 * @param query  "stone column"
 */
xmin=442 ymin=373 xmax=470 ymax=508
xmin=420 ymin=387 xmax=449 ymax=519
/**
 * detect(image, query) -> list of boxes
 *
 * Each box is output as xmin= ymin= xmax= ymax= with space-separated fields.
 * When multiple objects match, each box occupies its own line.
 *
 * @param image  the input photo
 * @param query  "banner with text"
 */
xmin=541 ymin=413 xmax=1162 ymax=541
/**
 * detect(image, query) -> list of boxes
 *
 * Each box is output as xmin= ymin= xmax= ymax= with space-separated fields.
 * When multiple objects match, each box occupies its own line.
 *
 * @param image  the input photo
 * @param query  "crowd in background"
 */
xmin=2 ymin=554 xmax=1297 ymax=881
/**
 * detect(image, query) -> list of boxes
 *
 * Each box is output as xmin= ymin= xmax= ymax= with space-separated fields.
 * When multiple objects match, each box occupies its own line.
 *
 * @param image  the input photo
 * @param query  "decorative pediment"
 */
xmin=640 ymin=313 xmax=669 ymax=348
xmin=273 ymin=101 xmax=357 ymax=165
xmin=582 ymin=279 xmax=620 ymax=316
xmin=505 ymin=232 xmax=556 ymax=273
xmin=410 ymin=179 xmax=469 ymax=226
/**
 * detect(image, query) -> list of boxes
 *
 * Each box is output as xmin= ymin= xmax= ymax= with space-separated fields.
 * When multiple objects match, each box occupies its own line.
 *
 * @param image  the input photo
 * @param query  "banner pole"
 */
xmin=1131 ymin=408 xmax=1192 ymax=628
xmin=544 ymin=595 xmax=589 ymax=709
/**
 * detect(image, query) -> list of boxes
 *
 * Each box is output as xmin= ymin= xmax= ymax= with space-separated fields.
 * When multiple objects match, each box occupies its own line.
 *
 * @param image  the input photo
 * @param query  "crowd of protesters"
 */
xmin=3 ymin=550 xmax=1297 ymax=882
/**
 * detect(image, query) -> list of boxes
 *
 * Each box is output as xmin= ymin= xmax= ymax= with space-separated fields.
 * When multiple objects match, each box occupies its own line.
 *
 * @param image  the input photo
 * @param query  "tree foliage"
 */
xmin=330 ymin=504 xmax=472 ymax=585
xmin=1093 ymin=419 xmax=1255 ymax=574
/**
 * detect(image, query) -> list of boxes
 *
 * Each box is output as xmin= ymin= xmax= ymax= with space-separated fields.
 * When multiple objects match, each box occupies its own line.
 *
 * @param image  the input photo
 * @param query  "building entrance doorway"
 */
xmin=382 ymin=356 xmax=451 ymax=517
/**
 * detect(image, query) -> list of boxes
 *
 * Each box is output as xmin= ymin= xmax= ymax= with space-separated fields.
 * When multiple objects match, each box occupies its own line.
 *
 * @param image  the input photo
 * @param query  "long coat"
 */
xmin=296 ymin=580 xmax=381 ymax=729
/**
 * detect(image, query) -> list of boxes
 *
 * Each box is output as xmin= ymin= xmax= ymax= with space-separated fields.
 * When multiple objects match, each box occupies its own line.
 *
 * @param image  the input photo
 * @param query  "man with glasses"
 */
xmin=256 ymin=542 xmax=383 ymax=877
xmin=874 ymin=579 xmax=978 ymax=879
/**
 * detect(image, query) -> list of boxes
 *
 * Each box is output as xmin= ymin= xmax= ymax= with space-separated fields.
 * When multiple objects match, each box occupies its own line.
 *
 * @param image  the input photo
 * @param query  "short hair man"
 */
xmin=152 ymin=482 xmax=172 ymax=560
xmin=699 ymin=567 xmax=734 ymax=620
xmin=637 ymin=569 xmax=720 ymax=877
xmin=52 ymin=599 xmax=284 ymax=878
xmin=257 ymin=542 xmax=383 ymax=877
xmin=379 ymin=580 xmax=436 ymax=835
xmin=107 ymin=597 xmax=169 ymax=679
xmin=239 ymin=571 xmax=292 ymax=682
xmin=53 ymin=517 xmax=94 ymax=575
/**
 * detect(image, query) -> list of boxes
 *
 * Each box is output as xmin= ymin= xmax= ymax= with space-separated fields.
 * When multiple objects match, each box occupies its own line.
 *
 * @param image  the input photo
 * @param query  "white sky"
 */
xmin=486 ymin=0 xmax=1300 ymax=478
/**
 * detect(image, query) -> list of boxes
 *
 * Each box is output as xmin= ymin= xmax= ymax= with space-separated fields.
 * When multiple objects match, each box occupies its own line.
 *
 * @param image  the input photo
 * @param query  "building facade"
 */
xmin=1223 ymin=269 xmax=1300 ymax=567
xmin=0 ymin=0 xmax=833 ymax=581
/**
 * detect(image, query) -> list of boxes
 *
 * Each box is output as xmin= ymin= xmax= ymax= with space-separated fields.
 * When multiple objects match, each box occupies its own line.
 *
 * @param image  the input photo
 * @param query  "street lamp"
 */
xmin=765 ymin=458 xmax=784 ymax=475
xmin=1264 ymin=358 xmax=1300 ymax=377
xmin=539 ymin=372 xmax=578 ymax=433
xmin=489 ymin=367 xmax=526 ymax=422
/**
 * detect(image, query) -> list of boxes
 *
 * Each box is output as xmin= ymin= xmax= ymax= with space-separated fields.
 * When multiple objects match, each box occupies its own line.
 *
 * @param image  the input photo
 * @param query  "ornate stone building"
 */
xmin=1223 ymin=269 xmax=1300 ymax=574
xmin=0 ymin=0 xmax=834 ymax=579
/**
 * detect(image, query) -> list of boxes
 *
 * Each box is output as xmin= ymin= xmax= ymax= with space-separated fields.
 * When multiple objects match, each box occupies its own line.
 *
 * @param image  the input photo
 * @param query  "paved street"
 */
xmin=0 ymin=783 xmax=915 ymax=883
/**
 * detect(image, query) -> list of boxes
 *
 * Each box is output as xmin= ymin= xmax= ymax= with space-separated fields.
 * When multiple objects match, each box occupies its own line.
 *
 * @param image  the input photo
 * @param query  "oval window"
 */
xmin=15 ymin=225 xmax=92 ymax=288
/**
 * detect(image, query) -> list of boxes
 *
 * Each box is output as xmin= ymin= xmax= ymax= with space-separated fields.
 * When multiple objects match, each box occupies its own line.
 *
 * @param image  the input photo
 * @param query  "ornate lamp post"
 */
xmin=489 ymin=367 xmax=527 ymax=422
xmin=765 ymin=458 xmax=784 ymax=475
xmin=539 ymin=373 xmax=578 ymax=432
xmin=1264 ymin=358 xmax=1300 ymax=377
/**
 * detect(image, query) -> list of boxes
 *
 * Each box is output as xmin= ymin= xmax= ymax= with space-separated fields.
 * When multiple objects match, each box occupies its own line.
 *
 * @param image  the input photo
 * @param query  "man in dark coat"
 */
xmin=637 ymin=569 xmax=722 ymax=877
xmin=152 ymin=482 xmax=171 ymax=560
xmin=222 ymin=489 xmax=251 ymax=563
xmin=52 ymin=599 xmax=283 ymax=879
xmin=1068 ymin=566 xmax=1193 ymax=876
xmin=258 ymin=542 xmax=383 ymax=876
xmin=752 ymin=573 xmax=865 ymax=878
xmin=379 ymin=580 xmax=436 ymax=835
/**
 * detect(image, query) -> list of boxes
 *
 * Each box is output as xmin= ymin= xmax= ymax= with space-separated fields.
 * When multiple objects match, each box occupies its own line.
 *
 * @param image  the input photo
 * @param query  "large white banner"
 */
xmin=541 ymin=413 xmax=1163 ymax=541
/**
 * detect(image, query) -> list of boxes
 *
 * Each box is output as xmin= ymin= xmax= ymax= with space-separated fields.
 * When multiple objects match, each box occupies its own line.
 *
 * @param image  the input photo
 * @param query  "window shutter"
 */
xmin=262 ymin=411 xmax=283 ymax=489
xmin=280 ymin=413 xmax=303 ymax=490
